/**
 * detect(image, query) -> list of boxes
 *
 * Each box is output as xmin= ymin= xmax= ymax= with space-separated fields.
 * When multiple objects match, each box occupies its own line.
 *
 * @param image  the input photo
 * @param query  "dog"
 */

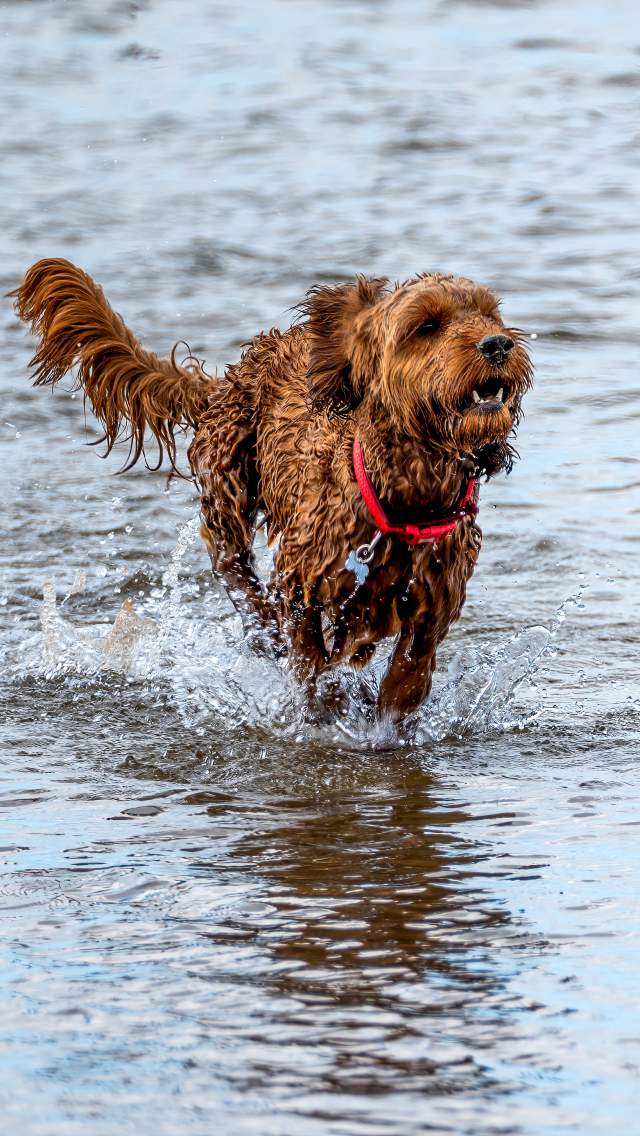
xmin=13 ymin=260 xmax=532 ymax=722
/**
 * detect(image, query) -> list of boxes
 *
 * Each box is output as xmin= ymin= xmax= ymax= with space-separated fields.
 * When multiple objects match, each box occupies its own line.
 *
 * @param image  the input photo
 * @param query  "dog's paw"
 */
xmin=245 ymin=625 xmax=286 ymax=661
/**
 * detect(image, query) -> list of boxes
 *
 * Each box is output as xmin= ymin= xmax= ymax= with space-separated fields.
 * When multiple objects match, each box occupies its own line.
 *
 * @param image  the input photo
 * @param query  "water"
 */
xmin=1 ymin=1 xmax=640 ymax=1132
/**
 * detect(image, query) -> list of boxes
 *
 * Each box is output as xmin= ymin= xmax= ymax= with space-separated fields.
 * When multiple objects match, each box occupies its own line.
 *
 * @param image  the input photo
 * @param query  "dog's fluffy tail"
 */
xmin=12 ymin=258 xmax=213 ymax=472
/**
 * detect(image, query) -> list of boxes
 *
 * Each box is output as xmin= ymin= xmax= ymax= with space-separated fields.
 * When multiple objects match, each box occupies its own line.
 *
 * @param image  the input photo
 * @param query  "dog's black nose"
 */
xmin=477 ymin=334 xmax=514 ymax=362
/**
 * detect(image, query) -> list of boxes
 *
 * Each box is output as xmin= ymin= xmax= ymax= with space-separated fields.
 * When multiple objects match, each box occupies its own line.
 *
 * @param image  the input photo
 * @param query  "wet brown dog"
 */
xmin=13 ymin=261 xmax=532 ymax=722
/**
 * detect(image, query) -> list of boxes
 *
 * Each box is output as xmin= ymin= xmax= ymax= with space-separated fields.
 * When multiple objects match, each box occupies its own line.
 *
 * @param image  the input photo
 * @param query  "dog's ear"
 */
xmin=302 ymin=276 xmax=387 ymax=416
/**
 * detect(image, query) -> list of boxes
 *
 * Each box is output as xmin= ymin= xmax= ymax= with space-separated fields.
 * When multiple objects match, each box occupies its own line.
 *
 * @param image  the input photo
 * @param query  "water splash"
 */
xmin=150 ymin=516 xmax=299 ymax=729
xmin=10 ymin=517 xmax=586 ymax=747
xmin=415 ymin=589 xmax=586 ymax=743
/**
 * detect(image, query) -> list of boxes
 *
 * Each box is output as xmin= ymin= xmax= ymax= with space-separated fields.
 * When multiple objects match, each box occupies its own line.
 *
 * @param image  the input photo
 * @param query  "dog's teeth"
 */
xmin=497 ymin=387 xmax=504 ymax=402
xmin=472 ymin=390 xmax=480 ymax=403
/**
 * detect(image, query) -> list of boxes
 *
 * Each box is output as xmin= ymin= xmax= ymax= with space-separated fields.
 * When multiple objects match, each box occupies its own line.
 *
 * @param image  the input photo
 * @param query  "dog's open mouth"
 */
xmin=462 ymin=379 xmax=509 ymax=415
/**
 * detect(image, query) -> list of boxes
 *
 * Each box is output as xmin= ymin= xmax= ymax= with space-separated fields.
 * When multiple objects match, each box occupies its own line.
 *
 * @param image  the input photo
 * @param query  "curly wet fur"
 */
xmin=12 ymin=259 xmax=212 ymax=471
xmin=14 ymin=259 xmax=532 ymax=722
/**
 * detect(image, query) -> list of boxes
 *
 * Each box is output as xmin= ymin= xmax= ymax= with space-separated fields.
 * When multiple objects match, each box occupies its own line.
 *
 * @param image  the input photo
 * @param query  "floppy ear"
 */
xmin=301 ymin=275 xmax=387 ymax=416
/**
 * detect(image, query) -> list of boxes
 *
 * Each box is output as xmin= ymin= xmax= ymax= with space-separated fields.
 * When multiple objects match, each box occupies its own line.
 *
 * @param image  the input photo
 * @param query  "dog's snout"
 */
xmin=477 ymin=334 xmax=514 ymax=362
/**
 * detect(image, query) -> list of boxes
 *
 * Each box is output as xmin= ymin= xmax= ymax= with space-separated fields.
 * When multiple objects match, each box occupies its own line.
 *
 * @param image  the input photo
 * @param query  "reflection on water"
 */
xmin=3 ymin=685 xmax=637 ymax=1135
xmin=196 ymin=791 xmax=521 ymax=1121
xmin=2 ymin=0 xmax=640 ymax=1133
xmin=0 ymin=701 xmax=540 ymax=1135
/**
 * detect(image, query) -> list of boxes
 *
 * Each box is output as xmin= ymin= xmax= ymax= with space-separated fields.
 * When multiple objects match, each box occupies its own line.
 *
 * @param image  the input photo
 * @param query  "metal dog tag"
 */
xmin=345 ymin=549 xmax=370 ymax=587
xmin=344 ymin=530 xmax=383 ymax=588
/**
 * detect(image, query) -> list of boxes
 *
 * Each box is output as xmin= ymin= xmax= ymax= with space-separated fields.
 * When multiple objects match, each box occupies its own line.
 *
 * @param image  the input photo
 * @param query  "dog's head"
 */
xmin=303 ymin=273 xmax=533 ymax=472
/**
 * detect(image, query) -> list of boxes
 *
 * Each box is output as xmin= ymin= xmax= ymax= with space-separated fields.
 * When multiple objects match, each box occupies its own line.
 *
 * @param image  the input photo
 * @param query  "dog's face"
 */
xmin=304 ymin=274 xmax=532 ymax=460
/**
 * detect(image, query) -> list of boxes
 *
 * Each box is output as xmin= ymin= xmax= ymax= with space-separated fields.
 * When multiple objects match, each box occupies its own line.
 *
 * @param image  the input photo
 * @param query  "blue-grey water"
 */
xmin=1 ymin=1 xmax=639 ymax=1133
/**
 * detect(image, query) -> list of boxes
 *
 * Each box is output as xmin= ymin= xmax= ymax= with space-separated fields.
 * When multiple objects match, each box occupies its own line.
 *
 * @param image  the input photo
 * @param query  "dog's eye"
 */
xmin=416 ymin=319 xmax=440 ymax=336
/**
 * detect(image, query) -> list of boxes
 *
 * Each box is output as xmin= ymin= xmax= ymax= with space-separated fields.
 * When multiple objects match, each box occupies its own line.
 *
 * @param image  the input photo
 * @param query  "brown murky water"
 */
xmin=1 ymin=1 xmax=639 ymax=1133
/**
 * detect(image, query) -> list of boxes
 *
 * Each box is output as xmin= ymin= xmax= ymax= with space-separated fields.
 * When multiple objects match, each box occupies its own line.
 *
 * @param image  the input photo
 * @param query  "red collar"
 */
xmin=353 ymin=437 xmax=477 ymax=547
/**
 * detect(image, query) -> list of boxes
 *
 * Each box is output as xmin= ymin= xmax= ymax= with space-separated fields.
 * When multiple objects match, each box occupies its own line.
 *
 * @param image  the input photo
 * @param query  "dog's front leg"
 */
xmin=377 ymin=619 xmax=437 ymax=723
xmin=286 ymin=600 xmax=352 ymax=722
xmin=200 ymin=505 xmax=283 ymax=655
xmin=192 ymin=398 xmax=283 ymax=658
xmin=212 ymin=545 xmax=284 ymax=657
xmin=287 ymin=599 xmax=327 ymax=690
